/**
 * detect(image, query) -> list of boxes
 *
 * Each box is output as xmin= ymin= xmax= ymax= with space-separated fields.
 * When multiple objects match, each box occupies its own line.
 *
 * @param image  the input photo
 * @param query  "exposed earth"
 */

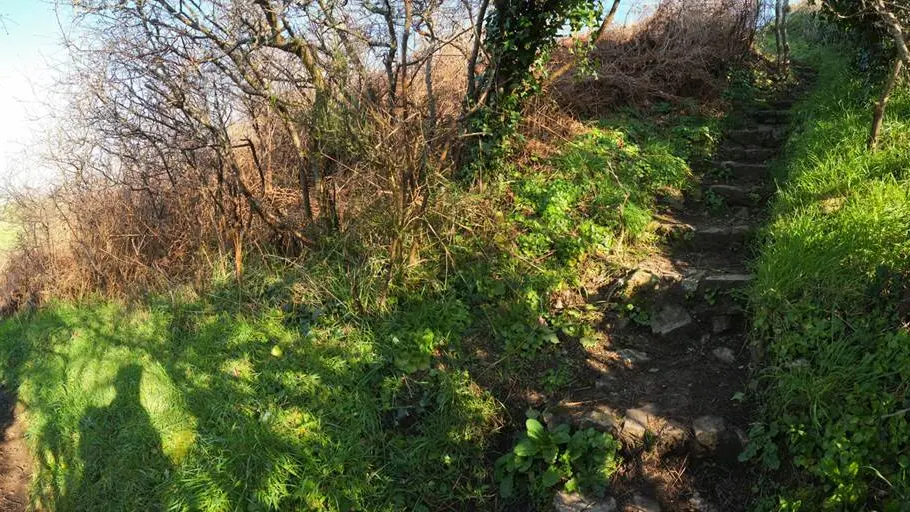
xmin=0 ymin=389 xmax=29 ymax=512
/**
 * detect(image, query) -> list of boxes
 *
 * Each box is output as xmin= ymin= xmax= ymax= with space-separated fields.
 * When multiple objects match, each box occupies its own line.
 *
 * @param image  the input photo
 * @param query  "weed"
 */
xmin=495 ymin=413 xmax=620 ymax=504
xmin=704 ymin=189 xmax=726 ymax=212
xmin=540 ymin=367 xmax=572 ymax=394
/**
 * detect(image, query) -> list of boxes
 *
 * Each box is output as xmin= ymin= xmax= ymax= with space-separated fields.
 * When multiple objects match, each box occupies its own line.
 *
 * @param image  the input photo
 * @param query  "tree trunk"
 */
xmin=774 ymin=0 xmax=782 ymax=66
xmin=868 ymin=57 xmax=904 ymax=151
xmin=593 ymin=0 xmax=622 ymax=42
xmin=781 ymin=0 xmax=790 ymax=71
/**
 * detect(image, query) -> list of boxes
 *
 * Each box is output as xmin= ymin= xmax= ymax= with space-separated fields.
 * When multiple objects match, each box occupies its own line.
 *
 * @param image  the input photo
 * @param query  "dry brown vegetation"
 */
xmin=1 ymin=0 xmax=760 ymax=305
xmin=552 ymin=0 xmax=759 ymax=117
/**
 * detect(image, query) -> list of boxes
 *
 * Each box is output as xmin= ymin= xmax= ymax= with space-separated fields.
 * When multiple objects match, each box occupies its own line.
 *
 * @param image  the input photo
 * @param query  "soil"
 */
xmin=0 ymin=389 xmax=30 ymax=512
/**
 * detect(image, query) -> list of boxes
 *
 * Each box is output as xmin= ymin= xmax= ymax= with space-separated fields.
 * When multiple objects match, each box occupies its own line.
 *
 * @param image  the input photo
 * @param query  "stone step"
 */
xmin=751 ymin=109 xmax=791 ymax=124
xmin=726 ymin=126 xmax=787 ymax=147
xmin=699 ymin=272 xmax=754 ymax=292
xmin=705 ymin=183 xmax=772 ymax=206
xmin=616 ymin=267 xmax=752 ymax=318
xmin=570 ymin=403 xmax=744 ymax=460
xmin=765 ymin=97 xmax=798 ymax=109
xmin=716 ymin=146 xmax=778 ymax=164
xmin=753 ymin=93 xmax=798 ymax=108
xmin=656 ymin=219 xmax=754 ymax=251
xmin=713 ymin=160 xmax=771 ymax=181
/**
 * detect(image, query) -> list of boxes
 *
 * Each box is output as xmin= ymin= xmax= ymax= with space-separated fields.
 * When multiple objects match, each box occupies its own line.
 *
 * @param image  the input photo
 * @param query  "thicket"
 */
xmin=0 ymin=0 xmax=757 ymax=304
xmin=747 ymin=9 xmax=910 ymax=510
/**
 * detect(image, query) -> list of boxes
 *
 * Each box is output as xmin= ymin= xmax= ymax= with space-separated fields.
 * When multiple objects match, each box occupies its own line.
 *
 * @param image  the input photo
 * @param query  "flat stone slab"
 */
xmin=708 ymin=184 xmax=769 ymax=206
xmin=719 ymin=146 xmax=777 ymax=163
xmin=711 ymin=315 xmax=733 ymax=334
xmin=623 ymin=269 xmax=657 ymax=297
xmin=615 ymin=348 xmax=650 ymax=365
xmin=712 ymin=346 xmax=736 ymax=364
xmin=554 ymin=491 xmax=618 ymax=512
xmin=650 ymin=304 xmax=693 ymax=335
xmin=628 ymin=493 xmax=662 ymax=512
xmin=701 ymin=273 xmax=754 ymax=291
xmin=580 ymin=406 xmax=622 ymax=433
xmin=622 ymin=405 xmax=688 ymax=450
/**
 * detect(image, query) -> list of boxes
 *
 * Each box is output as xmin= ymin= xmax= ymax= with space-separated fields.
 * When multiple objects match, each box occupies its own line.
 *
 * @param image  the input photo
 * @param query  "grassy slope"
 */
xmin=748 ymin=14 xmax=910 ymax=510
xmin=0 ymin=108 xmax=720 ymax=510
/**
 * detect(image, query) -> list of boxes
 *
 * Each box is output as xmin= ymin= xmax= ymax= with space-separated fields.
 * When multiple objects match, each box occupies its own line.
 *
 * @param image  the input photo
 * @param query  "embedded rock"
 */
xmin=650 ymin=304 xmax=693 ymax=335
xmin=693 ymin=416 xmax=726 ymax=449
xmin=553 ymin=491 xmax=618 ymax=512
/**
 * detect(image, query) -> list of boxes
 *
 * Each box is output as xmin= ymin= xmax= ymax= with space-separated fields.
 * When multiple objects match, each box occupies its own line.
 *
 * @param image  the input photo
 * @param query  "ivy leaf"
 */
xmin=564 ymin=477 xmax=579 ymax=493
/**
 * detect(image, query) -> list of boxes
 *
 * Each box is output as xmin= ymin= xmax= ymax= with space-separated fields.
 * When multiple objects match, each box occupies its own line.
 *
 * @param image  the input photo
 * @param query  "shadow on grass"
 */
xmin=0 ymin=274 xmax=502 ymax=511
xmin=76 ymin=364 xmax=172 ymax=509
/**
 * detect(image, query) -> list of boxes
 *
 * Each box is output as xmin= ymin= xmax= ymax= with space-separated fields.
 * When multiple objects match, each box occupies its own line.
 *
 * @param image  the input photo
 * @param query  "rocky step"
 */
xmin=654 ymin=218 xmax=754 ymax=251
xmin=764 ymin=97 xmax=798 ymax=109
xmin=752 ymin=93 xmax=799 ymax=108
xmin=726 ymin=125 xmax=788 ymax=147
xmin=616 ymin=270 xmax=753 ymax=335
xmin=704 ymin=183 xmax=772 ymax=207
xmin=620 ymin=267 xmax=755 ymax=301
xmin=554 ymin=491 xmax=667 ymax=512
xmin=716 ymin=145 xmax=778 ymax=164
xmin=566 ymin=403 xmax=745 ymax=462
xmin=712 ymin=160 xmax=771 ymax=181
xmin=750 ymin=108 xmax=791 ymax=124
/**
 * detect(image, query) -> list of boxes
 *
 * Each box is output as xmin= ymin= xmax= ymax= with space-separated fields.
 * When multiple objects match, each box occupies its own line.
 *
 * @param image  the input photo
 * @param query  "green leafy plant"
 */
xmin=618 ymin=302 xmax=651 ymax=327
xmin=540 ymin=367 xmax=571 ymax=394
xmin=390 ymin=329 xmax=439 ymax=373
xmin=704 ymin=189 xmax=726 ymax=212
xmin=495 ymin=414 xmax=621 ymax=502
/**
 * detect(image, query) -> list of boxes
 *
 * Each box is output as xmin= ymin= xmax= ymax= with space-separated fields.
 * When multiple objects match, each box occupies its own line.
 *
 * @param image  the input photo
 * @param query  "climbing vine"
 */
xmin=466 ymin=0 xmax=601 ymax=164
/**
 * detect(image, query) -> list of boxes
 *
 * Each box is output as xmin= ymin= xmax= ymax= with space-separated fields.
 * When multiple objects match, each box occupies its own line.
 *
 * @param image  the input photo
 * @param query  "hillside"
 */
xmin=0 ymin=2 xmax=908 ymax=511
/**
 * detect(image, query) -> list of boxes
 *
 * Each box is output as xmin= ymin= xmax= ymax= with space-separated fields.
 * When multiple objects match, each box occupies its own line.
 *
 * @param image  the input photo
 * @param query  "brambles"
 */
xmin=552 ymin=0 xmax=759 ymax=117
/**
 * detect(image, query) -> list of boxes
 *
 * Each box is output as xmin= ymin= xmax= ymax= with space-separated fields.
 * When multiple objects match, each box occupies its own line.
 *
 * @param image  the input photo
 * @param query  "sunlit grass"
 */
xmin=0 ymin=95 xmax=721 ymax=511
xmin=749 ymin=13 xmax=910 ymax=509
xmin=0 ymin=285 xmax=501 ymax=511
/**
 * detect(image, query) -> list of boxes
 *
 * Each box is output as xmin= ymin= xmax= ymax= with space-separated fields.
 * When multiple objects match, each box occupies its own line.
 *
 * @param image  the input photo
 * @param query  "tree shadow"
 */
xmin=74 ymin=364 xmax=171 ymax=511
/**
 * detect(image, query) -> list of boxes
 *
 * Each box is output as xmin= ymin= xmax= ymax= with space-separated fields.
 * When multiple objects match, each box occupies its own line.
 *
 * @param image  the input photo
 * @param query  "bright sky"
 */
xmin=0 ymin=0 xmax=658 ymax=191
xmin=0 ymin=0 xmax=71 ymax=190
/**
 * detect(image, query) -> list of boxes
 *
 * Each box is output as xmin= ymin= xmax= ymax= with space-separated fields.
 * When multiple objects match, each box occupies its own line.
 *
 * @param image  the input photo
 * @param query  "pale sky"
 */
xmin=0 ymin=0 xmax=658 ymax=191
xmin=0 ymin=0 xmax=70 ymax=190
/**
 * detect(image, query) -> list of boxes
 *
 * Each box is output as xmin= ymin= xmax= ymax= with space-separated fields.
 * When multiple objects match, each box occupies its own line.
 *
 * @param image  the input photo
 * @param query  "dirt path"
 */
xmin=0 ymin=390 xmax=30 ymax=512
xmin=550 ymin=68 xmax=815 ymax=512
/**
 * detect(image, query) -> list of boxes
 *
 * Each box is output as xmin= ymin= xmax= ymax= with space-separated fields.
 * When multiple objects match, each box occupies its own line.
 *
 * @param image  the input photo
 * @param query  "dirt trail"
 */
xmin=551 ymin=67 xmax=815 ymax=512
xmin=0 ymin=389 xmax=30 ymax=512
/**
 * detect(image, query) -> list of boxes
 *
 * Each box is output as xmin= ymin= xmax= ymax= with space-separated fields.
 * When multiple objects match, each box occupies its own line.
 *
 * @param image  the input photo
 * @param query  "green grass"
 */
xmin=0 ymin=103 xmax=720 ymax=510
xmin=0 ymin=284 xmax=501 ymax=511
xmin=747 ymin=13 xmax=910 ymax=511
